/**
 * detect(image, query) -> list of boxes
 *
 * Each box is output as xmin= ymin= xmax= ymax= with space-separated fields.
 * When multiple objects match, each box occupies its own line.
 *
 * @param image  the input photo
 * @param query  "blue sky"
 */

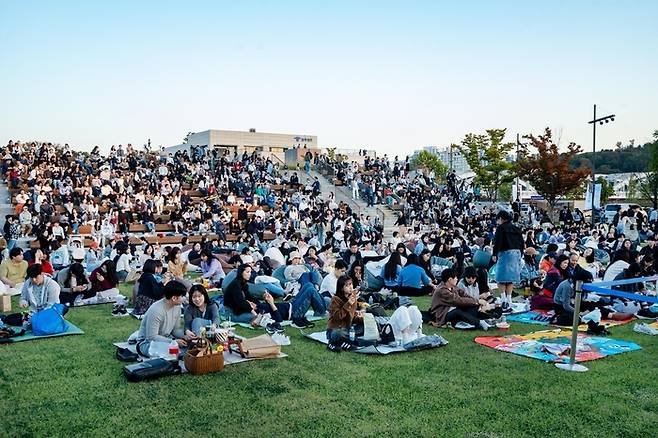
xmin=1 ymin=1 xmax=657 ymax=156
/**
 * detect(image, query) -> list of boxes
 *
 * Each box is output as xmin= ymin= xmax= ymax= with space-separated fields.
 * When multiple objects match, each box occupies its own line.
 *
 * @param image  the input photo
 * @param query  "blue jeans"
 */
xmin=7 ymin=239 xmax=17 ymax=251
xmin=225 ymin=308 xmax=255 ymax=324
xmin=191 ymin=318 xmax=212 ymax=336
xmin=290 ymin=283 xmax=326 ymax=319
xmin=326 ymin=328 xmax=349 ymax=344
xmin=299 ymin=270 xmax=322 ymax=289
xmin=117 ymin=270 xmax=128 ymax=282
xmin=262 ymin=282 xmax=285 ymax=297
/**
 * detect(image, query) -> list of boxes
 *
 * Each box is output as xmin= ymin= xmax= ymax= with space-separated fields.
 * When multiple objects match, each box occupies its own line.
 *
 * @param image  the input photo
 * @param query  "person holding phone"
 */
xmin=326 ymin=274 xmax=364 ymax=352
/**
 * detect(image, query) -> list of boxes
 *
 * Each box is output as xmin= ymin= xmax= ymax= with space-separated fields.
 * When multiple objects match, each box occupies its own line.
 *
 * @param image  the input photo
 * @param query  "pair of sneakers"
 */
xmin=291 ymin=316 xmax=315 ymax=329
xmin=327 ymin=340 xmax=356 ymax=353
xmin=112 ymin=304 xmax=128 ymax=317
xmin=265 ymin=322 xmax=284 ymax=335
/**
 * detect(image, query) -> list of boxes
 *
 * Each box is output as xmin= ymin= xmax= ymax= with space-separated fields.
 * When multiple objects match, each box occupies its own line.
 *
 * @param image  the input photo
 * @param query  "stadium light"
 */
xmin=587 ymin=105 xmax=616 ymax=225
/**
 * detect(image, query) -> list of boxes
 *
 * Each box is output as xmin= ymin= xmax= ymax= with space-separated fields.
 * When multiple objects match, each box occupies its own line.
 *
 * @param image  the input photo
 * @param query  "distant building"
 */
xmin=166 ymin=129 xmax=318 ymax=165
xmin=421 ymin=146 xmax=472 ymax=176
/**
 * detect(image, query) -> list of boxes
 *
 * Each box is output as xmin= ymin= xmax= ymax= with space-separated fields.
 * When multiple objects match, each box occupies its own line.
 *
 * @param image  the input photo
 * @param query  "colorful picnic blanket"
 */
xmin=1 ymin=321 xmax=84 ymax=343
xmin=475 ymin=329 xmax=641 ymax=363
xmin=506 ymin=309 xmax=636 ymax=331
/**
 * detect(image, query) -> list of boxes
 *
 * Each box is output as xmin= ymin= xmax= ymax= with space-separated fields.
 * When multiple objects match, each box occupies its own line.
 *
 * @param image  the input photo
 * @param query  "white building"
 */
xmin=422 ymin=146 xmax=472 ymax=176
xmin=166 ymin=129 xmax=317 ymax=164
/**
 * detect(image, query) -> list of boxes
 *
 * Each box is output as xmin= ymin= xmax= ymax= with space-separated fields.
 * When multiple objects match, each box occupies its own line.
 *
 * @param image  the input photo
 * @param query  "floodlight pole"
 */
xmin=587 ymin=104 xmax=616 ymax=226
xmin=555 ymin=281 xmax=589 ymax=372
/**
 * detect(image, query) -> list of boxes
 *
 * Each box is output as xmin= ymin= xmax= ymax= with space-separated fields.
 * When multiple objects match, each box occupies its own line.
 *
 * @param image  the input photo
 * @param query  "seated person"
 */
xmin=29 ymin=248 xmax=54 ymax=277
xmin=167 ymin=247 xmax=192 ymax=290
xmin=429 ymin=268 xmax=490 ymax=330
xmin=223 ymin=263 xmax=324 ymax=331
xmin=326 ymin=274 xmax=364 ymax=352
xmin=319 ymin=259 xmax=348 ymax=304
xmin=0 ymin=247 xmax=28 ymax=295
xmin=199 ymin=249 xmax=225 ymax=287
xmin=396 ymin=254 xmax=433 ymax=296
xmin=114 ymin=243 xmax=132 ymax=283
xmin=457 ymin=267 xmax=481 ymax=300
xmin=135 ymin=280 xmax=189 ymax=357
xmin=134 ymin=259 xmax=168 ymax=315
xmin=186 ymin=242 xmax=203 ymax=266
xmin=283 ymin=251 xmax=322 ymax=289
xmin=532 ymin=255 xmax=569 ymax=310
xmin=19 ymin=264 xmax=60 ymax=312
xmin=183 ymin=284 xmax=221 ymax=337
xmin=49 ymin=240 xmax=70 ymax=271
xmin=57 ymin=262 xmax=93 ymax=306
xmin=520 ymin=247 xmax=542 ymax=293
xmin=612 ymin=262 xmax=658 ymax=317
xmin=348 ymin=261 xmax=368 ymax=292
xmin=380 ymin=252 xmax=403 ymax=290
xmin=90 ymin=259 xmax=120 ymax=296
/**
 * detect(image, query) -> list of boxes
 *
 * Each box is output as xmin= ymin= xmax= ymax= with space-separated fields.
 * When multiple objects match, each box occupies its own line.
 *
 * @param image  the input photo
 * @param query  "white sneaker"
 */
xmin=634 ymin=323 xmax=658 ymax=336
xmin=479 ymin=320 xmax=491 ymax=331
xmin=454 ymin=321 xmax=476 ymax=330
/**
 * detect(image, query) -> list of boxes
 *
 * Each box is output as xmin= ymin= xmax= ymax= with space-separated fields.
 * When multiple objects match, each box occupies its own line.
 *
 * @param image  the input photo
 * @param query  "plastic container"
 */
xmin=148 ymin=340 xmax=171 ymax=358
xmin=168 ymin=340 xmax=180 ymax=360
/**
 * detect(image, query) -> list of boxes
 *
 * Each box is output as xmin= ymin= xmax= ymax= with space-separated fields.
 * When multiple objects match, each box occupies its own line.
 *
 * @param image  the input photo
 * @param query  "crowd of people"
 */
xmin=2 ymin=139 xmax=658 ymax=353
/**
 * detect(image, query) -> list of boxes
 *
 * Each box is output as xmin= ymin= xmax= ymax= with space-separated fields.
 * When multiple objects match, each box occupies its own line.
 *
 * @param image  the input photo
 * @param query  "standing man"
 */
xmin=491 ymin=210 xmax=524 ymax=313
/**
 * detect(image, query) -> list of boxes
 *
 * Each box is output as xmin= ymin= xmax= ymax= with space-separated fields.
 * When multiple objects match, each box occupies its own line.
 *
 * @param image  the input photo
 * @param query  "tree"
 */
xmin=638 ymin=133 xmax=658 ymax=208
xmin=455 ymin=129 xmax=516 ymax=201
xmin=410 ymin=150 xmax=448 ymax=181
xmin=517 ymin=127 xmax=591 ymax=211
xmin=596 ymin=177 xmax=615 ymax=204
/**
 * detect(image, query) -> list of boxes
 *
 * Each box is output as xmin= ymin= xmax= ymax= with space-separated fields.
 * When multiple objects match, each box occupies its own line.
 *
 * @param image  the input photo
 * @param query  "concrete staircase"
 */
xmin=306 ymin=168 xmax=399 ymax=238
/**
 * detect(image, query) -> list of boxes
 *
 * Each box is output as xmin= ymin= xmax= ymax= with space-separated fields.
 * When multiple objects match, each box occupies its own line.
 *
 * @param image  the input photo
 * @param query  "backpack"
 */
xmin=31 ymin=303 xmax=68 ymax=336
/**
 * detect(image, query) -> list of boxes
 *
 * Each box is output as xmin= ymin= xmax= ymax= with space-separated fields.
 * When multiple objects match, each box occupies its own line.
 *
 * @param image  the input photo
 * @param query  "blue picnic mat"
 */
xmin=2 ymin=321 xmax=84 ymax=343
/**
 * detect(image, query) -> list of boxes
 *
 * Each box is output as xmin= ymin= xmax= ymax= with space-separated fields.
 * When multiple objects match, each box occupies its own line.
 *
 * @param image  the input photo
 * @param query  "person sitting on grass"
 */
xmin=326 ymin=274 xmax=364 ymax=352
xmin=89 ymin=259 xmax=120 ymax=302
xmin=532 ymin=254 xmax=569 ymax=310
xmin=429 ymin=268 xmax=490 ymax=330
xmin=184 ymin=284 xmax=221 ymax=337
xmin=319 ymin=259 xmax=348 ymax=307
xmin=199 ymin=249 xmax=225 ymax=287
xmin=396 ymin=253 xmax=433 ymax=296
xmin=0 ymin=247 xmax=28 ymax=295
xmin=380 ymin=252 xmax=403 ymax=290
xmin=167 ymin=246 xmax=191 ymax=290
xmin=135 ymin=280 xmax=190 ymax=357
xmin=134 ymin=259 xmax=169 ymax=315
xmin=19 ymin=263 xmax=60 ymax=312
xmin=56 ymin=262 xmax=93 ymax=306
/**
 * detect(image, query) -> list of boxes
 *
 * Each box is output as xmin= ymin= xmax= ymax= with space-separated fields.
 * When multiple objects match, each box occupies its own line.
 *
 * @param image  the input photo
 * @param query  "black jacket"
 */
xmin=493 ymin=221 xmax=524 ymax=256
xmin=223 ymin=279 xmax=253 ymax=315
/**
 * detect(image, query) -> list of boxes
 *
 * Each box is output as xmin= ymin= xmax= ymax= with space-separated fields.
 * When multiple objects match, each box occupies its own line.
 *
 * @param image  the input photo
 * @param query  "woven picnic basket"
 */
xmin=183 ymin=339 xmax=224 ymax=375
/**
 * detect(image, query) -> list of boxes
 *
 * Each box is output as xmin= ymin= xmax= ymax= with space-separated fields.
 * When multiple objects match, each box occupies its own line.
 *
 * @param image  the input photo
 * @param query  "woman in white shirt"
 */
xmin=115 ymin=243 xmax=132 ymax=283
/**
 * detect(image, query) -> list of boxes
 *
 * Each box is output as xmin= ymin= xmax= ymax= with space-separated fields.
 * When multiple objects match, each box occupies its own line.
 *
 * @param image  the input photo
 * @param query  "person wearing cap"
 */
xmin=520 ymin=247 xmax=542 ymax=294
xmin=491 ymin=210 xmax=524 ymax=312
xmin=283 ymin=251 xmax=321 ymax=288
xmin=19 ymin=263 xmax=60 ymax=312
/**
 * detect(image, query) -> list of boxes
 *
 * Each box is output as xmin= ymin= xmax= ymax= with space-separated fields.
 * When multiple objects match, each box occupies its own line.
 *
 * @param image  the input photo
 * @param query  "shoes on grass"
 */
xmin=112 ymin=304 xmax=128 ymax=317
xmin=291 ymin=316 xmax=315 ymax=329
xmin=265 ymin=323 xmax=284 ymax=335
xmin=634 ymin=323 xmax=658 ymax=336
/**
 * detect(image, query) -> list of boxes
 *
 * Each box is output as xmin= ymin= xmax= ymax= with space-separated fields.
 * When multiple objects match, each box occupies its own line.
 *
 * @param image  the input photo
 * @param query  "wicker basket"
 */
xmin=183 ymin=341 xmax=224 ymax=375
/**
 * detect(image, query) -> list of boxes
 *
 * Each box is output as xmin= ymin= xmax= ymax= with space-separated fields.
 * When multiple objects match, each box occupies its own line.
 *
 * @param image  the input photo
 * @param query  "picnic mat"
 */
xmin=506 ymin=309 xmax=636 ymax=331
xmin=113 ymin=341 xmax=287 ymax=369
xmin=303 ymin=331 xmax=448 ymax=355
xmin=2 ymin=321 xmax=84 ymax=343
xmin=474 ymin=329 xmax=641 ymax=363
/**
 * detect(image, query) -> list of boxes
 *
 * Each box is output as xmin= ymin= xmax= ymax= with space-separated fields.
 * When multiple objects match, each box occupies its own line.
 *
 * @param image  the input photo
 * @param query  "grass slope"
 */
xmin=1 ymin=287 xmax=657 ymax=438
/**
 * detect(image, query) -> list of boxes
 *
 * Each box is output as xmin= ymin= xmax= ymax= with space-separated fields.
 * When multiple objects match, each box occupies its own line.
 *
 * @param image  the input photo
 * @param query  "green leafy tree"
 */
xmin=455 ymin=129 xmax=516 ymax=201
xmin=638 ymin=131 xmax=658 ymax=208
xmin=596 ymin=177 xmax=615 ymax=204
xmin=410 ymin=150 xmax=448 ymax=181
xmin=517 ymin=127 xmax=591 ymax=211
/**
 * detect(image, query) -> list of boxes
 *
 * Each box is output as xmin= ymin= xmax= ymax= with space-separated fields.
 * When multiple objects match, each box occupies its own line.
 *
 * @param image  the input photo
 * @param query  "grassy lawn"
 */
xmin=2 ymin=284 xmax=657 ymax=438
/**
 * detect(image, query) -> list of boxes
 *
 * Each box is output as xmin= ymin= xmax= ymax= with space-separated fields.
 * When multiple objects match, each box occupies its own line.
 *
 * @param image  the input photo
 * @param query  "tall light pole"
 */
xmin=516 ymin=133 xmax=521 ymax=202
xmin=587 ymin=104 xmax=615 ymax=225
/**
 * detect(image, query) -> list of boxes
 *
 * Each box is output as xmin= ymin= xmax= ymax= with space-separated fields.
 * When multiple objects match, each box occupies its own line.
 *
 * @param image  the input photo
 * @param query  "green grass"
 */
xmin=1 ymin=285 xmax=657 ymax=438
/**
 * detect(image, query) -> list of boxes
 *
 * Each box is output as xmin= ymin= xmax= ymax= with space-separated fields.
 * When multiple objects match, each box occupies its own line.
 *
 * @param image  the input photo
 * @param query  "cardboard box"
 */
xmin=1 ymin=294 xmax=11 ymax=312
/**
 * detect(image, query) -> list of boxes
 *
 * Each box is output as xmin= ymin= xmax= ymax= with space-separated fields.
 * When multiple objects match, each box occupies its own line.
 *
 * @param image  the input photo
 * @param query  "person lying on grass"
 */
xmin=428 ymin=268 xmax=491 ymax=330
xmin=136 ymin=280 xmax=190 ymax=357
xmin=223 ymin=263 xmax=323 ymax=333
xmin=326 ymin=274 xmax=364 ymax=352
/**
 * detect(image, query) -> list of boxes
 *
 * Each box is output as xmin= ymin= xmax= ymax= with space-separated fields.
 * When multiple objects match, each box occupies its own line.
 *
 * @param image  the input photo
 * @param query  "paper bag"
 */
xmin=1 ymin=294 xmax=11 ymax=312
xmin=241 ymin=334 xmax=281 ymax=359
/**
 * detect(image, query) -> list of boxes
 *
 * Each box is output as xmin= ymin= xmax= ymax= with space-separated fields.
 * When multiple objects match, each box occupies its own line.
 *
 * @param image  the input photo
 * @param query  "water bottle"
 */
xmin=349 ymin=326 xmax=355 ymax=342
xmin=168 ymin=340 xmax=179 ymax=360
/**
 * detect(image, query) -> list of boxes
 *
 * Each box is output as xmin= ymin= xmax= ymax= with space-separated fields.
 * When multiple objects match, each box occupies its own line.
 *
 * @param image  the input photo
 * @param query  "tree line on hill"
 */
xmin=570 ymin=132 xmax=658 ymax=174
